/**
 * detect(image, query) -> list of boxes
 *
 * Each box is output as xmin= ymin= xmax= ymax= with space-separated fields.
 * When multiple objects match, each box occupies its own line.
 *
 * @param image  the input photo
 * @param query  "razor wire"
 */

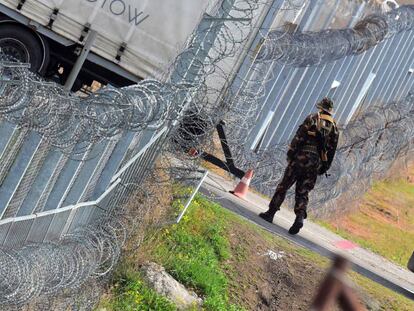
xmin=0 ymin=61 xmax=182 ymax=151
xmin=255 ymin=4 xmax=414 ymax=66
xmin=223 ymin=91 xmax=414 ymax=217
xmin=0 ymin=0 xmax=262 ymax=152
xmin=163 ymin=0 xmax=413 ymax=214
xmin=0 ymin=151 xmax=204 ymax=310
xmin=211 ymin=1 xmax=414 ymax=217
xmin=0 ymin=0 xmax=412 ymax=309
xmin=0 ymin=153 xmax=210 ymax=310
xmin=0 ymin=214 xmax=127 ymax=309
xmin=0 ymin=0 xmax=270 ymax=309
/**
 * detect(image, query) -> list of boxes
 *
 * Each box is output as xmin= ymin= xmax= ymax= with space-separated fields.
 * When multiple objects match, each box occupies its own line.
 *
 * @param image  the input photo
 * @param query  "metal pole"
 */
xmin=176 ymin=171 xmax=209 ymax=224
xmin=64 ymin=30 xmax=98 ymax=91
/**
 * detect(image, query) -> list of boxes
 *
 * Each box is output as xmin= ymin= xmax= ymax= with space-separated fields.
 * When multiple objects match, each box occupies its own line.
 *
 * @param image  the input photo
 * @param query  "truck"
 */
xmin=0 ymin=0 xmax=215 ymax=90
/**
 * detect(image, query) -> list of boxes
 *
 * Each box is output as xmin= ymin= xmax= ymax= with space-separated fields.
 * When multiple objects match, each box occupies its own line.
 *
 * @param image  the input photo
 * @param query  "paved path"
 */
xmin=200 ymin=172 xmax=414 ymax=300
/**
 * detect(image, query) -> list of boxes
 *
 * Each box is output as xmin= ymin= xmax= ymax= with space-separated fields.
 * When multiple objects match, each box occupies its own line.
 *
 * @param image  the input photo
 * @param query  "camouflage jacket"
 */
xmin=288 ymin=113 xmax=339 ymax=172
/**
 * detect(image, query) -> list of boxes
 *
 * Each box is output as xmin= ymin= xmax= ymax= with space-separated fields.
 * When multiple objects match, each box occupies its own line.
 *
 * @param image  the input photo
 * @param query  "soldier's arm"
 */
xmin=289 ymin=115 xmax=313 ymax=155
xmin=326 ymin=127 xmax=339 ymax=170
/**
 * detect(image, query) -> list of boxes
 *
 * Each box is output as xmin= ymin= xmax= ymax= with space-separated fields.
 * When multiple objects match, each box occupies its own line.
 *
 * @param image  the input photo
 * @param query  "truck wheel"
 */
xmin=0 ymin=24 xmax=45 ymax=73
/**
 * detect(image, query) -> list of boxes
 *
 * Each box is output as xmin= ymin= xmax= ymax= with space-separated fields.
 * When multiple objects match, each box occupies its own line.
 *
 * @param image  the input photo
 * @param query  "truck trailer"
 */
xmin=0 ymin=0 xmax=214 ymax=90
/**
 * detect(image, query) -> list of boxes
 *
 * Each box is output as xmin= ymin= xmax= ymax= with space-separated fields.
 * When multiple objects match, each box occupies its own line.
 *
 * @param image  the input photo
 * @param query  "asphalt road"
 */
xmin=200 ymin=172 xmax=414 ymax=301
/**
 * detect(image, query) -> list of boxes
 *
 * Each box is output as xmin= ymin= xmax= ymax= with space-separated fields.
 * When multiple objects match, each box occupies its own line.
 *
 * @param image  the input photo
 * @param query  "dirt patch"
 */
xmin=223 ymin=219 xmax=388 ymax=311
xmin=224 ymin=222 xmax=337 ymax=311
xmin=333 ymin=217 xmax=374 ymax=240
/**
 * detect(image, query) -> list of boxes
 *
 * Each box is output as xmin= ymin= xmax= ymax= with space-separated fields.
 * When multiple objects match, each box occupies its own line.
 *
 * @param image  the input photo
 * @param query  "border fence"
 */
xmin=0 ymin=126 xmax=168 ymax=248
xmin=222 ymin=0 xmax=414 ymax=215
xmin=230 ymin=0 xmax=414 ymax=151
xmin=2 ymin=0 xmax=413 ymax=308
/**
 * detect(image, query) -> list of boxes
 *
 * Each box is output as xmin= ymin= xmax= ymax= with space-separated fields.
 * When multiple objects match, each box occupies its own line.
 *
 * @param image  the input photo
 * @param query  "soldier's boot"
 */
xmin=258 ymin=201 xmax=280 ymax=223
xmin=288 ymin=211 xmax=305 ymax=235
xmin=260 ymin=182 xmax=290 ymax=223
xmin=258 ymin=211 xmax=276 ymax=223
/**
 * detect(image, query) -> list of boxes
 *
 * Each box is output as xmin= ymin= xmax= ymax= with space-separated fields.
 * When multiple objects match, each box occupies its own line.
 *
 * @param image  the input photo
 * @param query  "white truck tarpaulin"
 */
xmin=2 ymin=0 xmax=215 ymax=78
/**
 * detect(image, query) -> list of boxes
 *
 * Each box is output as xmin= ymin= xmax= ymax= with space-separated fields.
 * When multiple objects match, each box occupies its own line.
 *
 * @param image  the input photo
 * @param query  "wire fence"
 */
xmin=0 ymin=0 xmax=268 ymax=309
xmin=1 ymin=0 xmax=413 ymax=309
xmin=217 ymin=1 xmax=414 ymax=216
xmin=256 ymin=4 xmax=414 ymax=66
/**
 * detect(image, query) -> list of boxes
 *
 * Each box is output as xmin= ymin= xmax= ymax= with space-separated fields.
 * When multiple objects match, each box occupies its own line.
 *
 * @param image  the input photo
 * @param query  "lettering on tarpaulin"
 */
xmin=86 ymin=0 xmax=149 ymax=26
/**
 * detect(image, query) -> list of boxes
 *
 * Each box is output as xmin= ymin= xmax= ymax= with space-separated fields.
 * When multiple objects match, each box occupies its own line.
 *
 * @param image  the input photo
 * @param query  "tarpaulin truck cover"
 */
xmin=1 ymin=0 xmax=212 ymax=78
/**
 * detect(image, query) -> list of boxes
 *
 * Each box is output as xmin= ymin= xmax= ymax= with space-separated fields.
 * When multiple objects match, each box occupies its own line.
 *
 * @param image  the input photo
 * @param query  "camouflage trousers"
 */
xmin=268 ymin=152 xmax=320 ymax=218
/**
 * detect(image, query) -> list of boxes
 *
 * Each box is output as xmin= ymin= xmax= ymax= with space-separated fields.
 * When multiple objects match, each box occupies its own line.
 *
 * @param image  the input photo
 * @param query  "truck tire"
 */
xmin=0 ymin=24 xmax=45 ymax=73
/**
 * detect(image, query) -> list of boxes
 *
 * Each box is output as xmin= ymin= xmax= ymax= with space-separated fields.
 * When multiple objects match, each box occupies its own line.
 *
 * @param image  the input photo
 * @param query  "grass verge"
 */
xmin=98 ymin=193 xmax=414 ymax=310
xmin=98 ymin=193 xmax=242 ymax=311
xmin=318 ymin=175 xmax=414 ymax=267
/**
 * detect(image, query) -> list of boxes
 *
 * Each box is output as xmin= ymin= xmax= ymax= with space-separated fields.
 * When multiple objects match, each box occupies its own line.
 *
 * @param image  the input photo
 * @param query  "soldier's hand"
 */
xmin=318 ymin=162 xmax=328 ymax=175
xmin=287 ymin=149 xmax=295 ymax=162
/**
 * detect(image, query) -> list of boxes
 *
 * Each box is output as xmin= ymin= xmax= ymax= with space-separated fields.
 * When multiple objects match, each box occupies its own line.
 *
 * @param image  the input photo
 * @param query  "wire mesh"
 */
xmin=0 ymin=0 xmax=412 ymax=309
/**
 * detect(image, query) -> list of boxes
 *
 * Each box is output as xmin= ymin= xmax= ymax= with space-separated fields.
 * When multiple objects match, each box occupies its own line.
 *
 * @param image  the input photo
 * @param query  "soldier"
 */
xmin=259 ymin=98 xmax=339 ymax=235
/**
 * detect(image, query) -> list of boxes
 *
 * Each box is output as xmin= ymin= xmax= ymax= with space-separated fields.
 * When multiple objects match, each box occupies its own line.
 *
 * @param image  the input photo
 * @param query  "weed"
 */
xmin=99 ymin=268 xmax=177 ymax=311
xmin=151 ymin=194 xmax=241 ymax=310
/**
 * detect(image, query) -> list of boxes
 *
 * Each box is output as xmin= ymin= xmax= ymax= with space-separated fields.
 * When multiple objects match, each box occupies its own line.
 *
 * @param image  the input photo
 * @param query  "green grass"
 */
xmin=98 ymin=193 xmax=243 ymax=311
xmin=99 ymin=268 xmax=177 ymax=311
xmin=151 ymin=194 xmax=241 ymax=310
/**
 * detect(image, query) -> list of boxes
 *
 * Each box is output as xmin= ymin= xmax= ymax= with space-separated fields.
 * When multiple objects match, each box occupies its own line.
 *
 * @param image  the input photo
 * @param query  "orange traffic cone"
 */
xmin=230 ymin=169 xmax=254 ymax=199
xmin=188 ymin=147 xmax=199 ymax=157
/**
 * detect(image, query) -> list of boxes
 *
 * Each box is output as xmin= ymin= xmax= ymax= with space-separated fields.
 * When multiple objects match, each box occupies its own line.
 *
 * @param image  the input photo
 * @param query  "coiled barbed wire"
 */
xmin=0 ymin=215 xmax=126 ymax=307
xmin=204 ymin=1 xmax=414 ymax=219
xmin=0 ymin=0 xmax=270 ymax=309
xmin=0 ymin=61 xmax=183 ymax=150
xmin=0 ymin=154 xmax=211 ymax=310
xmin=164 ymin=0 xmax=266 ymax=154
xmin=226 ymin=91 xmax=414 ymax=217
xmin=2 ymin=0 xmax=408 ymax=308
xmin=255 ymin=4 xmax=414 ymax=66
xmin=0 ymin=2 xmax=262 ymax=152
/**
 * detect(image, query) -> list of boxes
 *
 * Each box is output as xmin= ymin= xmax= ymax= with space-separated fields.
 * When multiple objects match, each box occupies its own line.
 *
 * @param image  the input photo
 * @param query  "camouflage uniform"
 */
xmin=268 ymin=112 xmax=339 ymax=218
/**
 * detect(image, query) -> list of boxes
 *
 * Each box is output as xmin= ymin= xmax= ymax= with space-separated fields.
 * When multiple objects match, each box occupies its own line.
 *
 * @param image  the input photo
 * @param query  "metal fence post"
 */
xmin=64 ymin=30 xmax=97 ymax=91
